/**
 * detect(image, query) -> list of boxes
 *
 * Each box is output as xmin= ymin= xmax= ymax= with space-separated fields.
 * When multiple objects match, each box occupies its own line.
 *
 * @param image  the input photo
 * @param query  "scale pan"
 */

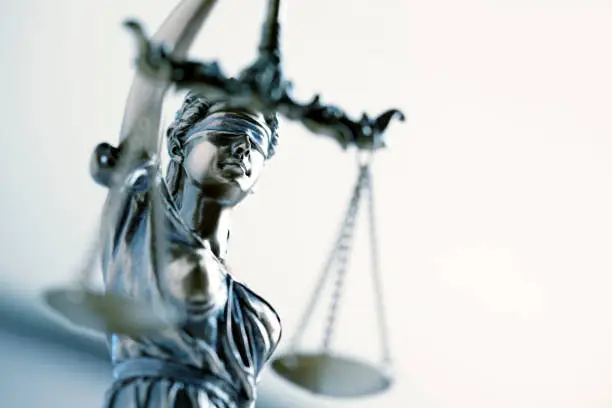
xmin=43 ymin=287 xmax=181 ymax=337
xmin=272 ymin=352 xmax=392 ymax=398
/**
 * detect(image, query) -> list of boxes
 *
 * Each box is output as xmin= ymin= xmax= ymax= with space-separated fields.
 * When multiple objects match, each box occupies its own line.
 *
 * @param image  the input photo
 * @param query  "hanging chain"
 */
xmin=287 ymin=164 xmax=369 ymax=353
xmin=320 ymin=164 xmax=369 ymax=352
xmin=287 ymin=155 xmax=394 ymax=376
xmin=364 ymin=165 xmax=394 ymax=374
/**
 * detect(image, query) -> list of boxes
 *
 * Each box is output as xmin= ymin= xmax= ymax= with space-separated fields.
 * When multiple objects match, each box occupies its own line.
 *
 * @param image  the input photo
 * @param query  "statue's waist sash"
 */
xmin=113 ymin=357 xmax=239 ymax=403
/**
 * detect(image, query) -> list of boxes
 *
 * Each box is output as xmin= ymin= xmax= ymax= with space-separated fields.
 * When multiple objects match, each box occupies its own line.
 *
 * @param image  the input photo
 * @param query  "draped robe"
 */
xmin=100 ymin=177 xmax=282 ymax=408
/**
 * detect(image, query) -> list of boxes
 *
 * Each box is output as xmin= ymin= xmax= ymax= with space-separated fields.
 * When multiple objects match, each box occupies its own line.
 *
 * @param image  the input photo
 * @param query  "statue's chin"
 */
xmin=203 ymin=172 xmax=254 ymax=205
xmin=184 ymin=302 xmax=217 ymax=321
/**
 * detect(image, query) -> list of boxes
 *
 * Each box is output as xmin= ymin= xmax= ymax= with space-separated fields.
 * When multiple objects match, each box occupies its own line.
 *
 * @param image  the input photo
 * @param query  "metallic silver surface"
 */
xmin=43 ymin=0 xmax=404 ymax=404
xmin=78 ymin=1 xmax=282 ymax=406
xmin=96 ymin=102 xmax=282 ymax=408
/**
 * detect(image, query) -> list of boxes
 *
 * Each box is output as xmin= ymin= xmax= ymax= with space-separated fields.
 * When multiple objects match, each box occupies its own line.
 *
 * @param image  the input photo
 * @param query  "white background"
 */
xmin=1 ymin=0 xmax=612 ymax=407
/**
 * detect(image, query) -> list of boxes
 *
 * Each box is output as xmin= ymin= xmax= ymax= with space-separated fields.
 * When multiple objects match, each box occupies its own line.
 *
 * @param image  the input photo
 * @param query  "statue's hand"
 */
xmin=123 ymin=20 xmax=173 ymax=85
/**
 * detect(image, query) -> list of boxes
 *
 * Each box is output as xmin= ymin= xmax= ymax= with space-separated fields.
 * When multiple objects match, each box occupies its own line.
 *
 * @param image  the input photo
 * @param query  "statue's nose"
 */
xmin=230 ymin=137 xmax=251 ymax=158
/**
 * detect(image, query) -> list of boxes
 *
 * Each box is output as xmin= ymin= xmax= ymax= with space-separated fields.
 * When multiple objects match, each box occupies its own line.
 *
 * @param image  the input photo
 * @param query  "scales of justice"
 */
xmin=42 ymin=0 xmax=404 ymax=406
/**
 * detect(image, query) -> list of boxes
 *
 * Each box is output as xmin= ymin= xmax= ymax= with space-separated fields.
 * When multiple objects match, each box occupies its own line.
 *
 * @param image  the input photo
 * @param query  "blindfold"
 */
xmin=183 ymin=111 xmax=272 ymax=158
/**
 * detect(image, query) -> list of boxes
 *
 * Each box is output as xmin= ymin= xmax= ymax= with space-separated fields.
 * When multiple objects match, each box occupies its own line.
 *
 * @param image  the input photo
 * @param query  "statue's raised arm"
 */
xmin=119 ymin=0 xmax=219 ymax=144
xmin=91 ymin=0 xmax=219 ymax=187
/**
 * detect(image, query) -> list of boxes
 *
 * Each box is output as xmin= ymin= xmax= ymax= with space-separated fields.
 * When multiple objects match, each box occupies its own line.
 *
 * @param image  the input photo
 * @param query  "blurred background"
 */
xmin=1 ymin=0 xmax=612 ymax=407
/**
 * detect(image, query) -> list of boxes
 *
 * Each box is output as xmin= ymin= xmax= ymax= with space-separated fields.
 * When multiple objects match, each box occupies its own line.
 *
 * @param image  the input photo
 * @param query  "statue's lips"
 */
xmin=218 ymin=160 xmax=246 ymax=176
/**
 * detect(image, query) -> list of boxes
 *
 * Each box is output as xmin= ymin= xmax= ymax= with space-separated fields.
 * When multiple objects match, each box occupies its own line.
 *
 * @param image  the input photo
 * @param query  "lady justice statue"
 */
xmin=98 ymin=96 xmax=282 ymax=407
xmin=43 ymin=0 xmax=404 ymax=406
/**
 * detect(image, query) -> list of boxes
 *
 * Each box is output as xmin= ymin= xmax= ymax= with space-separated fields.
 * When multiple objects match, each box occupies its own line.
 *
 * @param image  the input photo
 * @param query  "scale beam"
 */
xmin=123 ymin=0 xmax=405 ymax=152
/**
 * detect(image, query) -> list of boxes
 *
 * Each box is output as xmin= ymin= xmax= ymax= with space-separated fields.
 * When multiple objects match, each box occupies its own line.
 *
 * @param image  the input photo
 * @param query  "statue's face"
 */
xmin=181 ymin=109 xmax=271 ymax=204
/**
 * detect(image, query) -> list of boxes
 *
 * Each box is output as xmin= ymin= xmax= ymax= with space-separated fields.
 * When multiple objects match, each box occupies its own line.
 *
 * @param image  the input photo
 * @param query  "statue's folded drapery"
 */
xmin=100 ymin=178 xmax=281 ymax=408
